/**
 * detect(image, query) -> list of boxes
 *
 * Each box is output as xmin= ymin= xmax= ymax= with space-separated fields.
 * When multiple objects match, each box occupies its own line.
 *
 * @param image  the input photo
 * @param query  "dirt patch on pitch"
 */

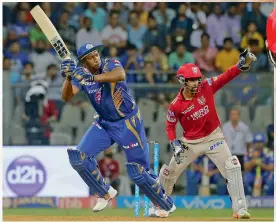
xmin=3 ymin=216 xmax=273 ymax=221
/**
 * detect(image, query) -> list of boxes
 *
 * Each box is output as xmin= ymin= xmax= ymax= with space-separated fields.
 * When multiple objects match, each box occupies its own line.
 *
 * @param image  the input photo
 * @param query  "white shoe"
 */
xmin=149 ymin=204 xmax=176 ymax=218
xmin=233 ymin=208 xmax=250 ymax=219
xmin=93 ymin=186 xmax=118 ymax=212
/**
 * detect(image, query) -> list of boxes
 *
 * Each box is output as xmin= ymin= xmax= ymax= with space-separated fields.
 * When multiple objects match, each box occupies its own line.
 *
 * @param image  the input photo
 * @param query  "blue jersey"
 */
xmin=244 ymin=148 xmax=273 ymax=175
xmin=72 ymin=58 xmax=136 ymax=121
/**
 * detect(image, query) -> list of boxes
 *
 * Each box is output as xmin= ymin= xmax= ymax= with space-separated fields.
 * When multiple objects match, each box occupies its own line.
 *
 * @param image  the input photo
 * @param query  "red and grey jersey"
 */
xmin=166 ymin=65 xmax=241 ymax=141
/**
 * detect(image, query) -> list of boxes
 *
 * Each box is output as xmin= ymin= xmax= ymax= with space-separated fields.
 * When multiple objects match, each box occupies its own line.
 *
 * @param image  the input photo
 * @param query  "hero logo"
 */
xmin=6 ymin=156 xmax=46 ymax=196
xmin=123 ymin=143 xmax=138 ymax=149
xmin=190 ymin=105 xmax=209 ymax=120
xmin=167 ymin=110 xmax=176 ymax=122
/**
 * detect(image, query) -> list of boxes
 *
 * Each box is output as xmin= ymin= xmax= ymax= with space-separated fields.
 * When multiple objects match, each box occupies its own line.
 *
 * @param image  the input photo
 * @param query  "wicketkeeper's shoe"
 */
xmin=149 ymin=204 xmax=176 ymax=218
xmin=233 ymin=208 xmax=250 ymax=219
xmin=93 ymin=186 xmax=118 ymax=212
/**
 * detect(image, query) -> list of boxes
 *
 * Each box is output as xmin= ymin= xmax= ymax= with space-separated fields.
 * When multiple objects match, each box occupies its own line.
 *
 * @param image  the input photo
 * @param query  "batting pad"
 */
xmin=126 ymin=162 xmax=174 ymax=211
xmin=225 ymin=156 xmax=247 ymax=213
xmin=67 ymin=148 xmax=110 ymax=199
xmin=159 ymin=164 xmax=177 ymax=196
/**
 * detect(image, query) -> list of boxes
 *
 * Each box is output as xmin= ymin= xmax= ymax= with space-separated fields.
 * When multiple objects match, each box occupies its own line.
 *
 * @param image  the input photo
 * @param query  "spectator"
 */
xmin=206 ymin=4 xmax=227 ymax=49
xmin=248 ymin=39 xmax=267 ymax=72
xmin=98 ymin=148 xmax=120 ymax=191
xmin=9 ymin=9 xmax=32 ymax=50
xmin=57 ymin=11 xmax=77 ymax=52
xmin=76 ymin=16 xmax=102 ymax=50
xmin=168 ymin=42 xmax=195 ymax=70
xmin=215 ymin=37 xmax=239 ymax=72
xmin=241 ymin=22 xmax=264 ymax=51
xmin=224 ymin=4 xmax=241 ymax=47
xmin=186 ymin=155 xmax=227 ymax=195
xmin=40 ymin=2 xmax=52 ymax=18
xmin=101 ymin=10 xmax=127 ymax=54
xmin=170 ymin=3 xmax=193 ymax=50
xmin=222 ymin=107 xmax=253 ymax=170
xmin=63 ymin=3 xmax=83 ymax=30
xmin=243 ymin=133 xmax=274 ymax=196
xmin=4 ymin=29 xmax=18 ymax=50
xmin=3 ymin=4 xmax=13 ymax=26
xmin=29 ymin=39 xmax=58 ymax=75
xmin=127 ymin=10 xmax=147 ymax=51
xmin=143 ymin=60 xmax=156 ymax=84
xmin=84 ymin=2 xmax=107 ymax=32
xmin=241 ymin=2 xmax=267 ymax=36
xmin=133 ymin=2 xmax=149 ymax=26
xmin=186 ymin=3 xmax=207 ymax=30
xmin=5 ymin=41 xmax=29 ymax=73
xmin=108 ymin=46 xmax=120 ymax=60
xmin=120 ymin=43 xmax=144 ymax=83
xmin=29 ymin=23 xmax=49 ymax=49
xmin=44 ymin=64 xmax=63 ymax=113
xmin=193 ymin=32 xmax=218 ymax=72
xmin=266 ymin=124 xmax=274 ymax=151
xmin=146 ymin=45 xmax=169 ymax=71
xmin=3 ymin=57 xmax=16 ymax=145
xmin=109 ymin=3 xmax=129 ymax=28
xmin=153 ymin=2 xmax=176 ymax=28
xmin=187 ymin=3 xmax=207 ymax=50
xmin=142 ymin=14 xmax=168 ymax=52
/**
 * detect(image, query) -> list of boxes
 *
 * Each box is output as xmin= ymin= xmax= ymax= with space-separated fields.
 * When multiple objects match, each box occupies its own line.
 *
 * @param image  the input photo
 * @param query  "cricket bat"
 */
xmin=30 ymin=5 xmax=71 ymax=61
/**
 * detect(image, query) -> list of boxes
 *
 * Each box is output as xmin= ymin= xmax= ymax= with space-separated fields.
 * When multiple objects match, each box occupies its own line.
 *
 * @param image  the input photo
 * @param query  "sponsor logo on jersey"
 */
xmin=197 ymin=96 xmax=206 ymax=105
xmin=122 ymin=142 xmax=138 ymax=149
xmin=167 ymin=110 xmax=176 ymax=122
xmin=181 ymin=104 xmax=195 ymax=114
xmin=95 ymin=89 xmax=102 ymax=104
xmin=209 ymin=141 xmax=224 ymax=150
xmin=85 ymin=82 xmax=96 ymax=86
xmin=190 ymin=105 xmax=209 ymax=120
xmin=207 ymin=78 xmax=212 ymax=86
xmin=213 ymin=76 xmax=218 ymax=82
xmin=88 ymin=88 xmax=101 ymax=94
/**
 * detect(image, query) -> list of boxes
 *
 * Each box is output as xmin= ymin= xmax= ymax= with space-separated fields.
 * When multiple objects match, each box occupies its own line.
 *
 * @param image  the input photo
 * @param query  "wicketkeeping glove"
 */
xmin=237 ymin=49 xmax=257 ymax=71
xmin=60 ymin=59 xmax=77 ymax=80
xmin=170 ymin=139 xmax=189 ymax=164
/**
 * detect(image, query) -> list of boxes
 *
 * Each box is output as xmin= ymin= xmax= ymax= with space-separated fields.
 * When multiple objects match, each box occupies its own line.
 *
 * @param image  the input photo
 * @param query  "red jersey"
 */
xmin=98 ymin=159 xmax=119 ymax=180
xmin=166 ymin=65 xmax=241 ymax=141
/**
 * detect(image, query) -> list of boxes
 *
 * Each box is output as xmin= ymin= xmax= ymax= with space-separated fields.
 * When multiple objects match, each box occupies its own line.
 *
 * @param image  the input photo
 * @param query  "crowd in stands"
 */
xmin=3 ymin=2 xmax=274 ymax=196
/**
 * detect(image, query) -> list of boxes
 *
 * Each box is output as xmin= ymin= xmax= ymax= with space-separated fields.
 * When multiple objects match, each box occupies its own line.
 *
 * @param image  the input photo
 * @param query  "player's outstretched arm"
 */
xmin=209 ymin=49 xmax=257 ymax=93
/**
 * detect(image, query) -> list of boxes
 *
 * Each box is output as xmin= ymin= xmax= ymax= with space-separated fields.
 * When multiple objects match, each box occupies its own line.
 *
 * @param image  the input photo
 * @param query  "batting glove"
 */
xmin=170 ymin=139 xmax=189 ymax=164
xmin=72 ymin=67 xmax=95 ymax=84
xmin=61 ymin=59 xmax=77 ymax=81
xmin=237 ymin=49 xmax=257 ymax=71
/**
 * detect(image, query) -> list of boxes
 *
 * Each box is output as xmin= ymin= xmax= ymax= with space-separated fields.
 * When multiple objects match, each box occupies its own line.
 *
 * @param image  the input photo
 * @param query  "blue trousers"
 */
xmin=77 ymin=107 xmax=150 ymax=170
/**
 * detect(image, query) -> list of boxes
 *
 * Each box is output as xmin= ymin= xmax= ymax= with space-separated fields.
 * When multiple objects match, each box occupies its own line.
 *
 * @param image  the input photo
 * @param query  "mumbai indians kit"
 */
xmin=72 ymin=58 xmax=149 ymax=169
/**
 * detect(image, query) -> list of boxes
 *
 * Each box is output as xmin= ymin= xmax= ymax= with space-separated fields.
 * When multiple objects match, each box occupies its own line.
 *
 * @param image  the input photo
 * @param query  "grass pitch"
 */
xmin=3 ymin=208 xmax=274 ymax=221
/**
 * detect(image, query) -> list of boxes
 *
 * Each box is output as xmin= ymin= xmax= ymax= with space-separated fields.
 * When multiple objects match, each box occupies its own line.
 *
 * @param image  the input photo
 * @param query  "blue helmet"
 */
xmin=77 ymin=43 xmax=104 ymax=62
xmin=253 ymin=133 xmax=266 ymax=143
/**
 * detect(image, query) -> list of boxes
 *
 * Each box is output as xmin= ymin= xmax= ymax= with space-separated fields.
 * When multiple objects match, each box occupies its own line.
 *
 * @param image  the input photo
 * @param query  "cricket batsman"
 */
xmin=60 ymin=43 xmax=175 ymax=216
xmin=153 ymin=49 xmax=257 ymax=219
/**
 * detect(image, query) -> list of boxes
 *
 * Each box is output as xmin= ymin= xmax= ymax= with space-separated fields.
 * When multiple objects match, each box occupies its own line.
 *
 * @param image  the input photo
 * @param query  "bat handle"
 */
xmin=63 ymin=55 xmax=72 ymax=60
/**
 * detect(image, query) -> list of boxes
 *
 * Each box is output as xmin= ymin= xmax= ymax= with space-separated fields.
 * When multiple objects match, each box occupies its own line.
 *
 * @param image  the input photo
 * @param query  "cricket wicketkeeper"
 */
xmin=152 ymin=49 xmax=257 ymax=219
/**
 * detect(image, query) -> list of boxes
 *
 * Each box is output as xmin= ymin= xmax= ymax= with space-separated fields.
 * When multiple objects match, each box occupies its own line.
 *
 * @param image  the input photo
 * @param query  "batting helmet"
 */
xmin=77 ymin=43 xmax=104 ymax=62
xmin=266 ymin=9 xmax=276 ymax=66
xmin=176 ymin=63 xmax=203 ymax=93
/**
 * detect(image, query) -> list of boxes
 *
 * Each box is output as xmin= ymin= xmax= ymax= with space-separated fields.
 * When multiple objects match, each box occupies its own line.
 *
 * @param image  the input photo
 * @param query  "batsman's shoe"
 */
xmin=149 ymin=204 xmax=176 ymax=218
xmin=233 ymin=208 xmax=250 ymax=219
xmin=93 ymin=186 xmax=117 ymax=212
